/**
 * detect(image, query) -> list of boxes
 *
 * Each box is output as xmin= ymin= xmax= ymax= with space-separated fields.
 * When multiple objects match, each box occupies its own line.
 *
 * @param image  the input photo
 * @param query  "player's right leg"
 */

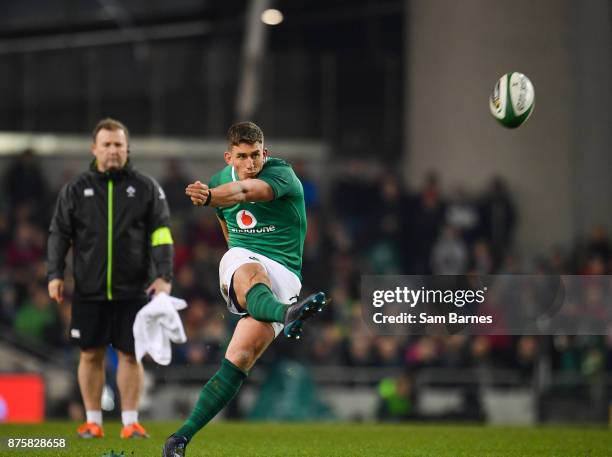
xmin=235 ymin=262 xmax=289 ymax=322
xmin=233 ymin=260 xmax=327 ymax=334
xmin=163 ymin=316 xmax=275 ymax=457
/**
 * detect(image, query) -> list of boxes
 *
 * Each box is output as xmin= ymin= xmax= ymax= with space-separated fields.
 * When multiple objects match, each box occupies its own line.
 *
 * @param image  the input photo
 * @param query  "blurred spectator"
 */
xmin=328 ymin=251 xmax=360 ymax=298
xmin=190 ymin=241 xmax=224 ymax=300
xmin=373 ymin=173 xmax=406 ymax=240
xmin=5 ymin=223 xmax=45 ymax=304
xmin=581 ymin=345 xmax=604 ymax=379
xmin=176 ymin=298 xmax=209 ymax=365
xmin=515 ymin=336 xmax=538 ymax=378
xmin=406 ymin=336 xmax=440 ymax=369
xmin=377 ymin=373 xmax=415 ymax=421
xmin=585 ymin=226 xmax=611 ymax=265
xmin=440 ymin=335 xmax=469 ymax=368
xmin=471 ymin=240 xmax=494 ymax=274
xmin=445 ymin=186 xmax=479 ymax=244
xmin=367 ymin=242 xmax=402 ymax=275
xmin=171 ymin=223 xmax=192 ymax=273
xmin=292 ymin=160 xmax=320 ymax=209
xmin=373 ymin=336 xmax=404 ymax=367
xmin=160 ymin=159 xmax=193 ymax=217
xmin=13 ymin=285 xmax=61 ymax=346
xmin=187 ymin=212 xmax=227 ymax=249
xmin=5 ymin=223 xmax=44 ymax=269
xmin=553 ymin=335 xmax=581 ymax=373
xmin=302 ymin=210 xmax=324 ymax=285
xmin=328 ymin=285 xmax=354 ymax=323
xmin=469 ymin=336 xmax=492 ymax=368
xmin=2 ymin=149 xmax=50 ymax=227
xmin=173 ymin=265 xmax=202 ymax=302
xmin=365 ymin=173 xmax=406 ymax=274
xmin=408 ymin=171 xmax=445 ymax=273
xmin=331 ymin=160 xmax=379 ymax=238
xmin=346 ymin=333 xmax=374 ymax=366
xmin=479 ymin=176 xmax=516 ymax=267
xmin=309 ymin=323 xmax=344 ymax=365
xmin=324 ymin=220 xmax=353 ymax=255
xmin=176 ymin=298 xmax=227 ymax=365
xmin=581 ymin=255 xmax=607 ymax=275
xmin=547 ymin=246 xmax=570 ymax=274
xmin=431 ymin=225 xmax=468 ymax=275
xmin=0 ymin=267 xmax=18 ymax=324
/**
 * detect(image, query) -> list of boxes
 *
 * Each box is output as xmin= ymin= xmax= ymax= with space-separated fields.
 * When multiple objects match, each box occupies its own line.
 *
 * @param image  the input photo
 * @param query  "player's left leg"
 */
xmin=164 ymin=317 xmax=274 ymax=456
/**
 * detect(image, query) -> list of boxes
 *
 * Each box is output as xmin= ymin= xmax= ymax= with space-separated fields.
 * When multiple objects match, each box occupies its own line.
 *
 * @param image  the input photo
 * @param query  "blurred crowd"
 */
xmin=1 ymin=150 xmax=612 ymax=386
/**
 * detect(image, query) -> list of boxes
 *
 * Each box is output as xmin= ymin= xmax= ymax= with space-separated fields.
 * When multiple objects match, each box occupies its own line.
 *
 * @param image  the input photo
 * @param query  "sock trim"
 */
xmin=222 ymin=357 xmax=249 ymax=379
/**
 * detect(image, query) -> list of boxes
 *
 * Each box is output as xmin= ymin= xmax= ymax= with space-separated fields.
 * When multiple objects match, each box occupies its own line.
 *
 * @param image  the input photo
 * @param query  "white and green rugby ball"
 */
xmin=489 ymin=72 xmax=535 ymax=128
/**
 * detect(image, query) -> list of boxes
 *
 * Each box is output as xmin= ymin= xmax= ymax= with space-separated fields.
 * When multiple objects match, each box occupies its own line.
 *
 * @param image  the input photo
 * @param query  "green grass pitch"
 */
xmin=1 ymin=421 xmax=611 ymax=457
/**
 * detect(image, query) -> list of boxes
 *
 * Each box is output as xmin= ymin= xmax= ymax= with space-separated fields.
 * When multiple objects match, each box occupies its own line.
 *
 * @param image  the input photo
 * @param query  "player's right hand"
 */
xmin=48 ymin=278 xmax=65 ymax=305
xmin=185 ymin=180 xmax=209 ymax=206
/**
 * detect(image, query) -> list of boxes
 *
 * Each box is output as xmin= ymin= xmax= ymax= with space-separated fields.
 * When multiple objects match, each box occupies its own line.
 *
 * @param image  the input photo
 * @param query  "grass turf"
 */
xmin=1 ymin=421 xmax=611 ymax=457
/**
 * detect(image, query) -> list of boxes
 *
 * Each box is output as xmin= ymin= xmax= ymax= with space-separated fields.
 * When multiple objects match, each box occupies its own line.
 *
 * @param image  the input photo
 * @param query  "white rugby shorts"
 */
xmin=219 ymin=247 xmax=302 ymax=337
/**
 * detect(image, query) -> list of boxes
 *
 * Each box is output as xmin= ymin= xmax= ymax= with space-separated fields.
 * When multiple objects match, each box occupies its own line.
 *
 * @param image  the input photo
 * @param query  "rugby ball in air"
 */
xmin=489 ymin=72 xmax=535 ymax=128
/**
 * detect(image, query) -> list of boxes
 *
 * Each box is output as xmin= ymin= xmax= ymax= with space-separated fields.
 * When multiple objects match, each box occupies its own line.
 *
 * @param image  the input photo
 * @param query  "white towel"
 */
xmin=133 ymin=292 xmax=187 ymax=365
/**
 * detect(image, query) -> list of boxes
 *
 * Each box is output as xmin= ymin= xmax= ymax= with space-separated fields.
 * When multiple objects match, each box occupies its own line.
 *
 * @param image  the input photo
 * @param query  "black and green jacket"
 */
xmin=47 ymin=160 xmax=174 ymax=301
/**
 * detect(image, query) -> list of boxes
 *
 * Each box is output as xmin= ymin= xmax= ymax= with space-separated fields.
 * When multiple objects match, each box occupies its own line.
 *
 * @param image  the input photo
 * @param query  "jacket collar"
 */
xmin=89 ymin=158 xmax=133 ymax=179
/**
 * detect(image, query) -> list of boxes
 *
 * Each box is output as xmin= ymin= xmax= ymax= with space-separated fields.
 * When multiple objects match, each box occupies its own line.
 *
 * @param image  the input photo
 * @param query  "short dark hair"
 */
xmin=227 ymin=122 xmax=264 ymax=149
xmin=92 ymin=117 xmax=130 ymax=143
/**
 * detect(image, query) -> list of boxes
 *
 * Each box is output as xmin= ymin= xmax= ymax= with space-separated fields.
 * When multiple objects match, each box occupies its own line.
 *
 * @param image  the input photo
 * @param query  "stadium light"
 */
xmin=260 ymin=8 xmax=283 ymax=26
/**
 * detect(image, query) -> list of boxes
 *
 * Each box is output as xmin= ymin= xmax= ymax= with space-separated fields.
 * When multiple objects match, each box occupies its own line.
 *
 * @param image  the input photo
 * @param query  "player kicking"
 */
xmin=162 ymin=122 xmax=327 ymax=456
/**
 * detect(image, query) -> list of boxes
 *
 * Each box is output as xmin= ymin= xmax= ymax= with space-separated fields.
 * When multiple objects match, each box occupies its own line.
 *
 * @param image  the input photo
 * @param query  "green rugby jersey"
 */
xmin=209 ymin=157 xmax=307 ymax=279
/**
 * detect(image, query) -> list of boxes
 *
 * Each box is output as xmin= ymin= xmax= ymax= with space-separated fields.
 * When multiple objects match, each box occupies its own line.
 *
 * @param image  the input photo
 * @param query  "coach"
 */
xmin=47 ymin=118 xmax=174 ymax=439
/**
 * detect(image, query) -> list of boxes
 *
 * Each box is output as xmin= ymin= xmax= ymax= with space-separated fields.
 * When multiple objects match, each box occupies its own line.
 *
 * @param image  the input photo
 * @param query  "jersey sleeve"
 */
xmin=258 ymin=163 xmax=302 ymax=199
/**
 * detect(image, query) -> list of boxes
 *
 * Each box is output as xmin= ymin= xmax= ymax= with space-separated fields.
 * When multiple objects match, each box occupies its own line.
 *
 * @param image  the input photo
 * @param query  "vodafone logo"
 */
xmin=231 ymin=209 xmax=275 ymax=233
xmin=236 ymin=210 xmax=257 ymax=229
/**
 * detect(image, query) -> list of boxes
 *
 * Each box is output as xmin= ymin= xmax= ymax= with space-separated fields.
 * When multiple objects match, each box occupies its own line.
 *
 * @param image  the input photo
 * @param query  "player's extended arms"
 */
xmin=186 ymin=179 xmax=274 ymax=207
xmin=212 ymin=179 xmax=274 ymax=205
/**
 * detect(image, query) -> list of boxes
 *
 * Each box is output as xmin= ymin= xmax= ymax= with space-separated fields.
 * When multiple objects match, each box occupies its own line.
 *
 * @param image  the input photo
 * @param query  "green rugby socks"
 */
xmin=245 ymin=283 xmax=287 ymax=323
xmin=175 ymin=358 xmax=247 ymax=441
